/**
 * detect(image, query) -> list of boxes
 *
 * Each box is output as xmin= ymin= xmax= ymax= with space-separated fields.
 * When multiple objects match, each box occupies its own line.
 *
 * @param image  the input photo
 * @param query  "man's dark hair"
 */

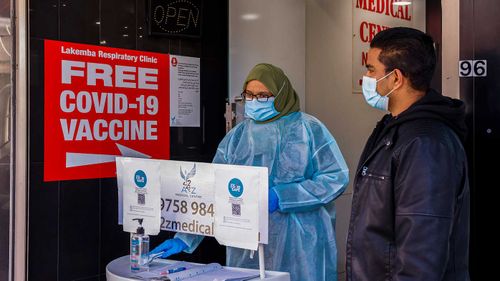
xmin=370 ymin=27 xmax=436 ymax=92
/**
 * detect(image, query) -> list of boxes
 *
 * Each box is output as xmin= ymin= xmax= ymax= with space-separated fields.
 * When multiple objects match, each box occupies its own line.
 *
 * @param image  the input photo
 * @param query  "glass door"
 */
xmin=0 ymin=0 xmax=12 ymax=279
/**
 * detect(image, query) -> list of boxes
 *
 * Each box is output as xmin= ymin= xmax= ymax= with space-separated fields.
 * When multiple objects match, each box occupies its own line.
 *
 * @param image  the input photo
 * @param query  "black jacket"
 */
xmin=346 ymin=89 xmax=470 ymax=281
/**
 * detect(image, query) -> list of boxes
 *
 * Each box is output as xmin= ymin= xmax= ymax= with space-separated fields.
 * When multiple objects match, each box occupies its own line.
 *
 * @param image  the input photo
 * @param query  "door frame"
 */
xmin=12 ymin=0 xmax=28 ymax=280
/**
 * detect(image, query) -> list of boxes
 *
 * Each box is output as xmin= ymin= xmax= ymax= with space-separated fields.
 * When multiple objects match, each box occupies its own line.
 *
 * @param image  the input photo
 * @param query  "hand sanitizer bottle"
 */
xmin=130 ymin=218 xmax=150 ymax=272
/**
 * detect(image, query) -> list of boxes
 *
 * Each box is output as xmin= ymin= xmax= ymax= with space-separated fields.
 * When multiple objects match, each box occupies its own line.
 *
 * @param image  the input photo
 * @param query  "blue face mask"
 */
xmin=362 ymin=70 xmax=395 ymax=111
xmin=244 ymin=97 xmax=279 ymax=121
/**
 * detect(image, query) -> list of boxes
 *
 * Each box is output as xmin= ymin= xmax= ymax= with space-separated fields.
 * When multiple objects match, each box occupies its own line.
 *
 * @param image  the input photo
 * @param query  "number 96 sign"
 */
xmin=459 ymin=60 xmax=487 ymax=77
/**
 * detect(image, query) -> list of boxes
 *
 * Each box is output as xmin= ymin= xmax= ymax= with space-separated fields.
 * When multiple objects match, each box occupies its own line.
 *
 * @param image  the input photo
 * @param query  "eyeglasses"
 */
xmin=241 ymin=91 xmax=274 ymax=102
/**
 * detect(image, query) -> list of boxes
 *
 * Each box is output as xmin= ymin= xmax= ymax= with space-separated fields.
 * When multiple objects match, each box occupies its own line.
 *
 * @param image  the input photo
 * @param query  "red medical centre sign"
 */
xmin=44 ymin=40 xmax=170 ymax=181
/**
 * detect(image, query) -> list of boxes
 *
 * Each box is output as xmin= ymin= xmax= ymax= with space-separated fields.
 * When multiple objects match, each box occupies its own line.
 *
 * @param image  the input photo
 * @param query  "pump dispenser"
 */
xmin=130 ymin=218 xmax=150 ymax=272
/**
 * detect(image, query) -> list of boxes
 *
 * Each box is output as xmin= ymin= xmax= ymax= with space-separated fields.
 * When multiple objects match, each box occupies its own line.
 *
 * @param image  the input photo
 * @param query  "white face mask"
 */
xmin=362 ymin=70 xmax=396 ymax=111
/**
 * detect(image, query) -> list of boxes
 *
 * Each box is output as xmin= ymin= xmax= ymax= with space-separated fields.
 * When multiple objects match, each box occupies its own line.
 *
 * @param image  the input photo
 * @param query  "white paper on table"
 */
xmin=214 ymin=167 xmax=265 ymax=250
xmin=159 ymin=160 xmax=216 ymax=236
xmin=134 ymin=261 xmax=259 ymax=281
xmin=186 ymin=269 xmax=259 ymax=281
xmin=120 ymin=157 xmax=161 ymax=235
xmin=134 ymin=262 xmax=220 ymax=280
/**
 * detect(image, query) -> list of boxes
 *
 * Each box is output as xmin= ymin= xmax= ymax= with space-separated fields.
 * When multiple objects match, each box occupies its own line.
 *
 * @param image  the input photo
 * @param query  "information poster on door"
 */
xmin=169 ymin=55 xmax=200 ymax=127
xmin=44 ymin=40 xmax=170 ymax=181
xmin=352 ymin=0 xmax=415 ymax=93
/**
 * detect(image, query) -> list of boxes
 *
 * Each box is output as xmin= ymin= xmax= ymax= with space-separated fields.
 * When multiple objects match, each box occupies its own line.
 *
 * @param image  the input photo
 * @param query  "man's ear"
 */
xmin=392 ymin=69 xmax=405 ymax=90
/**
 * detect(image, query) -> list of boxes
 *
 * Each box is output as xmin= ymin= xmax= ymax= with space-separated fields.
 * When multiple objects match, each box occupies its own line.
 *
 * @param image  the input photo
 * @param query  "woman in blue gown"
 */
xmin=152 ymin=63 xmax=349 ymax=281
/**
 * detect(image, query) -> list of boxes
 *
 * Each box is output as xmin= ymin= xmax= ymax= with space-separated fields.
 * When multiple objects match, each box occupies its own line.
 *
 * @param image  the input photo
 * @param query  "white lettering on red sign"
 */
xmin=61 ymin=60 xmax=159 ymax=90
xmin=44 ymin=40 xmax=170 ymax=181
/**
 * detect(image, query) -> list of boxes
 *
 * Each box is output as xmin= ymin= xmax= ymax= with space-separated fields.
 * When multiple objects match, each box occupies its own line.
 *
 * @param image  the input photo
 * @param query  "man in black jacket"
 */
xmin=346 ymin=27 xmax=470 ymax=280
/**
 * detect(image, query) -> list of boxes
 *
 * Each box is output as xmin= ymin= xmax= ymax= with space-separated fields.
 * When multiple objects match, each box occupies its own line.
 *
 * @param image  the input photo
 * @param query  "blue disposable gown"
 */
xmin=176 ymin=112 xmax=349 ymax=281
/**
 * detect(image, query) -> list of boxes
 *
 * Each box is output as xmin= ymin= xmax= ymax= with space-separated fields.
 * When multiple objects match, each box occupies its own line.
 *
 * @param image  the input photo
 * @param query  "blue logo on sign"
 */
xmin=228 ymin=178 xmax=244 ymax=198
xmin=134 ymin=170 xmax=147 ymax=188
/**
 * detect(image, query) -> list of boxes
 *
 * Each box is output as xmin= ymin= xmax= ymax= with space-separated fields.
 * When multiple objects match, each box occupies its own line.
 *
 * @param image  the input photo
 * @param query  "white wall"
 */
xmin=305 ymin=1 xmax=425 ymax=280
xmin=442 ymin=0 xmax=460 ymax=99
xmin=229 ymin=0 xmax=305 ymax=112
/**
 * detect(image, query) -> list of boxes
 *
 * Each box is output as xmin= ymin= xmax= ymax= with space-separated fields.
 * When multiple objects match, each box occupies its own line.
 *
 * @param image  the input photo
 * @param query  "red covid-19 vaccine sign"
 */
xmin=44 ymin=40 xmax=170 ymax=181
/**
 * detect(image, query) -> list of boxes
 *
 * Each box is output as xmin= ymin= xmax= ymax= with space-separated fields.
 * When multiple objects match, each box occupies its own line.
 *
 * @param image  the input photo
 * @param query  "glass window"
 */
xmin=0 ymin=0 xmax=12 ymax=278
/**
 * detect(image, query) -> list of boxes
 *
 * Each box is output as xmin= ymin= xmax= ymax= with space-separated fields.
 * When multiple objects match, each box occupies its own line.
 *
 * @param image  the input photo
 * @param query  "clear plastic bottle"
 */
xmin=130 ymin=218 xmax=150 ymax=272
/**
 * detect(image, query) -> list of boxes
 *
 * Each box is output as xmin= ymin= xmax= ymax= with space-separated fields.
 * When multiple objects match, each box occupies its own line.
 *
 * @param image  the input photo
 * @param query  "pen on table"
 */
xmin=166 ymin=266 xmax=187 ymax=274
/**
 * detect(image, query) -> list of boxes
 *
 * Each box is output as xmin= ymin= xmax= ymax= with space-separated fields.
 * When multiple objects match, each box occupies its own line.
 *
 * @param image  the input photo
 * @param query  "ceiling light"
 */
xmin=393 ymin=0 xmax=412 ymax=6
xmin=241 ymin=14 xmax=260 ymax=21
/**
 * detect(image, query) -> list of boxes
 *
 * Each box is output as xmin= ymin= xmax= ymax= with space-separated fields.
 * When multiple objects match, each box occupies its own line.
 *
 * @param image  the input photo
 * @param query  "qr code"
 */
xmin=232 ymin=204 xmax=241 ymax=216
xmin=138 ymin=194 xmax=145 ymax=205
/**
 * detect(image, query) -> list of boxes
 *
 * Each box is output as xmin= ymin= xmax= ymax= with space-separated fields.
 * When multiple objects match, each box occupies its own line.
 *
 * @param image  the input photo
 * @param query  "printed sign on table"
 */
xmin=44 ymin=40 xmax=169 ymax=181
xmin=119 ymin=157 xmax=162 ymax=235
xmin=214 ymin=167 xmax=268 ymax=251
xmin=159 ymin=160 xmax=216 ymax=236
xmin=116 ymin=158 xmax=269 ymax=249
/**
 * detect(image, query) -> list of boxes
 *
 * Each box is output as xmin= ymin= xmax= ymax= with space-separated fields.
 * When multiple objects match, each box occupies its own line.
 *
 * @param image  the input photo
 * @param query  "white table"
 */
xmin=106 ymin=256 xmax=290 ymax=281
